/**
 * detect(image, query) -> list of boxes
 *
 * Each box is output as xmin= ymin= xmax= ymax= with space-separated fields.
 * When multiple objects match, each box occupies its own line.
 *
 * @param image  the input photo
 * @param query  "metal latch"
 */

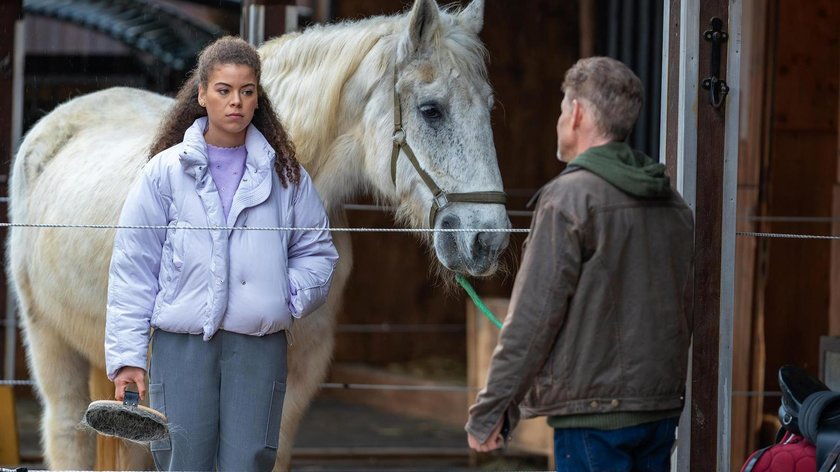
xmin=701 ymin=17 xmax=730 ymax=108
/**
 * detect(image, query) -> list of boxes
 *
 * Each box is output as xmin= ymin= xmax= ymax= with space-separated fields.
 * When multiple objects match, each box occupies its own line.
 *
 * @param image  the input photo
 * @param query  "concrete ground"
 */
xmin=11 ymin=395 xmax=549 ymax=471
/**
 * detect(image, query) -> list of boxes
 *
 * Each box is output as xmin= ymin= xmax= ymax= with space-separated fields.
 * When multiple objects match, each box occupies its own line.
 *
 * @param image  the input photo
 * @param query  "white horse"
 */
xmin=7 ymin=0 xmax=510 ymax=469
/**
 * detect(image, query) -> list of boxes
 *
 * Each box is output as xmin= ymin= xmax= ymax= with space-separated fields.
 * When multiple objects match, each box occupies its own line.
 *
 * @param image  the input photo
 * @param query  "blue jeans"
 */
xmin=553 ymin=417 xmax=678 ymax=472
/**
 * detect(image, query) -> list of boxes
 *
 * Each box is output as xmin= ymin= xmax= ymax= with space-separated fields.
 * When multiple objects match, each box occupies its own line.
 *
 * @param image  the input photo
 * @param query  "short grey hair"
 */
xmin=561 ymin=57 xmax=643 ymax=141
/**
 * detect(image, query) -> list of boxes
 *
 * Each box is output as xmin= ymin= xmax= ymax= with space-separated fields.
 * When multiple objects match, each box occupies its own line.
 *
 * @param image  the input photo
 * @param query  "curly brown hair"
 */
xmin=149 ymin=36 xmax=300 ymax=187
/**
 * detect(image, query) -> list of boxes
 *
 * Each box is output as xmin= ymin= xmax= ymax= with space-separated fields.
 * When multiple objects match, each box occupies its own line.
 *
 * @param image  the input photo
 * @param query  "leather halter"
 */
xmin=390 ymin=65 xmax=507 ymax=228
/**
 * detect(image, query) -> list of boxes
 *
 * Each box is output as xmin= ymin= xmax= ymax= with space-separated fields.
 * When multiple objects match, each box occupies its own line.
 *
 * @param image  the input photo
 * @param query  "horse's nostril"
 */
xmin=476 ymin=232 xmax=494 ymax=249
xmin=474 ymin=231 xmax=508 ymax=257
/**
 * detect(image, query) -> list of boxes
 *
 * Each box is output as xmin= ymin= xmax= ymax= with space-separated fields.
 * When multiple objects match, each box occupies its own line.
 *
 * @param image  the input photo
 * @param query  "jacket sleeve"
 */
xmin=465 ymin=196 xmax=582 ymax=443
xmin=105 ymin=164 xmax=168 ymax=381
xmin=286 ymin=169 xmax=338 ymax=319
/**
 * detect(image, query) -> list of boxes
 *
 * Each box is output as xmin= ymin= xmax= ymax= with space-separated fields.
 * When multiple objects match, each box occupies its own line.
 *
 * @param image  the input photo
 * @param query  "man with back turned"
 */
xmin=466 ymin=56 xmax=694 ymax=471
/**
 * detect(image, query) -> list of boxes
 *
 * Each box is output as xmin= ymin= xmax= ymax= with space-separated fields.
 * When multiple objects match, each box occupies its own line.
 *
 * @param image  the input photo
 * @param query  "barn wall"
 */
xmin=759 ymin=0 xmax=838 ymax=423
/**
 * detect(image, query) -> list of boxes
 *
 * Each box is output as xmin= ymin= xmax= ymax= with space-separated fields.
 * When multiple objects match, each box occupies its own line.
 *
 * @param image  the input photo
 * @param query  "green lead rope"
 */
xmin=455 ymin=274 xmax=504 ymax=329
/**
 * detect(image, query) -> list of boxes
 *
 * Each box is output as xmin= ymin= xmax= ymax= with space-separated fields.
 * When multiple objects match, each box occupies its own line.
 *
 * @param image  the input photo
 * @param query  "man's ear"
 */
xmin=571 ymin=99 xmax=584 ymax=129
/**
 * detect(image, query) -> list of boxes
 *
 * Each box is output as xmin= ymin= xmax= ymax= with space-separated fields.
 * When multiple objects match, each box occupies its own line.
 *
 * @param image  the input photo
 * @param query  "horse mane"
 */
xmin=258 ymin=5 xmax=489 ymax=174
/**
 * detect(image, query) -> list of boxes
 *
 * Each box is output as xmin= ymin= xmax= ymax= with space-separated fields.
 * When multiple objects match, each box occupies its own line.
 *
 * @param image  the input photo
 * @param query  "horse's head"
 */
xmin=259 ymin=0 xmax=509 ymax=277
xmin=386 ymin=0 xmax=510 ymax=277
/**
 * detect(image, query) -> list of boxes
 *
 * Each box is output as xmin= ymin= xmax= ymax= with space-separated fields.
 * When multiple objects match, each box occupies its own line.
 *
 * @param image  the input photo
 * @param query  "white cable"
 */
xmin=0 ymin=222 xmax=528 ymax=233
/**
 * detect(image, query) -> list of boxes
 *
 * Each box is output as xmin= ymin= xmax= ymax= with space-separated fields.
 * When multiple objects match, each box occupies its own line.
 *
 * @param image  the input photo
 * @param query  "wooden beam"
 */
xmin=831 ymin=3 xmax=840 ymax=336
xmin=0 ymin=0 xmax=21 ymax=397
xmin=578 ymin=0 xmax=595 ymax=58
xmin=730 ymin=0 xmax=771 ymax=467
xmin=690 ymin=0 xmax=731 ymax=469
xmin=663 ymin=0 xmax=682 ymax=185
xmin=0 ymin=0 xmax=21 ymax=165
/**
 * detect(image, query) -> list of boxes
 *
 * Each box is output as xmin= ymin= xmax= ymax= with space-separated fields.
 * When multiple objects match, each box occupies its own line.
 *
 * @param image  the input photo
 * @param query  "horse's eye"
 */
xmin=419 ymin=104 xmax=443 ymax=121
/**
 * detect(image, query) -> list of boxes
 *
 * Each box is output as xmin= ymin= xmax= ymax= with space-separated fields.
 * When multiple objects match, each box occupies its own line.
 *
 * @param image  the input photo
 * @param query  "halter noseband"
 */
xmin=390 ymin=64 xmax=507 ymax=228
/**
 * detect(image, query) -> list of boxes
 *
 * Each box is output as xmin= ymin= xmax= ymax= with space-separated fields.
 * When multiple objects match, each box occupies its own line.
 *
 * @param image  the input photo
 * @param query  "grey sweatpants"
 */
xmin=149 ymin=329 xmax=288 ymax=471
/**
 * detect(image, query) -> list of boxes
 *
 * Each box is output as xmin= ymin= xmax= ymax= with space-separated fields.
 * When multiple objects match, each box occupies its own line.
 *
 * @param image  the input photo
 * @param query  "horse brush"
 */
xmin=81 ymin=390 xmax=169 ymax=443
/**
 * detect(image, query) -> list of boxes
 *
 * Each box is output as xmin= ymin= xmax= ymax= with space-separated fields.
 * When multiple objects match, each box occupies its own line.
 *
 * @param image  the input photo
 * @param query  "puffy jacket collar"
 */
xmin=179 ymin=117 xmax=276 ymax=184
xmin=179 ymin=117 xmax=277 ymax=227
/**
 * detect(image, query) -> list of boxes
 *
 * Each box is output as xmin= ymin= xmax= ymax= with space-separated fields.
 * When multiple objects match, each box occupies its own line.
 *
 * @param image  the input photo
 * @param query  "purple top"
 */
xmin=207 ymin=143 xmax=247 ymax=221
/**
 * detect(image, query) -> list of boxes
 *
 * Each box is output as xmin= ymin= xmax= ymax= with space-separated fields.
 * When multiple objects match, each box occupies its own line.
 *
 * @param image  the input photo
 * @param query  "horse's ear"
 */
xmin=407 ymin=0 xmax=440 ymax=53
xmin=459 ymin=0 xmax=484 ymax=35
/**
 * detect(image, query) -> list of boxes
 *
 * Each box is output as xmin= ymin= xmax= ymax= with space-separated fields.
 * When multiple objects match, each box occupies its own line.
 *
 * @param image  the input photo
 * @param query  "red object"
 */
xmin=741 ymin=432 xmax=817 ymax=472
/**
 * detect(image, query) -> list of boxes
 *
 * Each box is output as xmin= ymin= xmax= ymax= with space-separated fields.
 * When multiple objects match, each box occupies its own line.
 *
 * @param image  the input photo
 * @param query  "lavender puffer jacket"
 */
xmin=105 ymin=118 xmax=338 ymax=380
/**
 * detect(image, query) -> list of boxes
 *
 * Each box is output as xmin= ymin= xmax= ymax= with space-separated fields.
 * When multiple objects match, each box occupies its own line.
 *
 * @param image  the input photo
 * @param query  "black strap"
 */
xmin=123 ymin=390 xmax=140 ymax=407
xmin=819 ymin=439 xmax=840 ymax=472
xmin=742 ymin=444 xmax=774 ymax=472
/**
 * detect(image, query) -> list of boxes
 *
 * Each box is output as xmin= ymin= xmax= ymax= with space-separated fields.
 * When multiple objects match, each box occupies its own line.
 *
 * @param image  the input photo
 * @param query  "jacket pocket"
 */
xmin=264 ymin=381 xmax=286 ymax=449
xmin=171 ymin=221 xmax=190 ymax=270
xmin=288 ymin=266 xmax=335 ymax=318
xmin=149 ymin=383 xmax=170 ymax=452
xmin=160 ymin=222 xmax=187 ymax=303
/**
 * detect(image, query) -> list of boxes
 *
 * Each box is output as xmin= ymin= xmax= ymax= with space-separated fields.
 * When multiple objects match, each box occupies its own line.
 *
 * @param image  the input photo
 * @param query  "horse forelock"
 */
xmin=433 ymin=6 xmax=490 ymax=85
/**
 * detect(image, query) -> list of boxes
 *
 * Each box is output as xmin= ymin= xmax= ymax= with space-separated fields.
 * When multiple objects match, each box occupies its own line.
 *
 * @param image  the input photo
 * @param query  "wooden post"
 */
xmin=690 ymin=0 xmax=739 ymax=469
xmin=666 ymin=0 xmax=740 ymax=467
xmin=831 ymin=16 xmax=840 ymax=337
xmin=578 ymin=0 xmax=595 ymax=58
xmin=0 ymin=2 xmax=22 ymax=464
xmin=0 ymin=386 xmax=20 ymax=465
xmin=661 ymin=0 xmax=681 ymax=175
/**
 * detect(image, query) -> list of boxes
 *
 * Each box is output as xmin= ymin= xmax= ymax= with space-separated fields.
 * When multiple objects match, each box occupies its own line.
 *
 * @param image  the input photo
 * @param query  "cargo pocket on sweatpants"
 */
xmin=264 ymin=381 xmax=286 ymax=449
xmin=149 ymin=383 xmax=171 ymax=452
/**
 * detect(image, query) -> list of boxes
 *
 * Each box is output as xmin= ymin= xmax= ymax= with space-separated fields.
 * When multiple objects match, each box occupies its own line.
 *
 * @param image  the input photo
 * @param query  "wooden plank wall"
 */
xmin=728 ymin=1 xmax=840 ymax=465
xmin=331 ymin=1 xmax=580 ymax=368
xmin=760 ymin=0 xmax=838 ymax=413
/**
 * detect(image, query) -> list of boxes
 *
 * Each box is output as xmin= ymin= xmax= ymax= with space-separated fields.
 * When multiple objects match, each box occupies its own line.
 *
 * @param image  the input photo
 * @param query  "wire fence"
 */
xmin=0 ymin=378 xmax=476 ymax=393
xmin=0 ymin=379 xmax=793 ymax=397
xmin=2 ymin=222 xmax=840 ymax=240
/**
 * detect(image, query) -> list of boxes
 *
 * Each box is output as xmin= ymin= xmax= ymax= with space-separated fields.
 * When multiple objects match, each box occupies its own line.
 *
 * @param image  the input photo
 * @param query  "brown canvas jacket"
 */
xmin=466 ymin=168 xmax=694 ymax=443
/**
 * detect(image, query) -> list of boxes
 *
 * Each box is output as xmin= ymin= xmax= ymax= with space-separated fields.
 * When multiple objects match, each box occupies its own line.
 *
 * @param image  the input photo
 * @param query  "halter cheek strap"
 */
xmin=390 ymin=64 xmax=507 ymax=227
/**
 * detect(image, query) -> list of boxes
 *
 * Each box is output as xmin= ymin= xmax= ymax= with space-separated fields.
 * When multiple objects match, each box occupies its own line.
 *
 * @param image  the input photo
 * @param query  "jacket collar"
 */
xmin=179 ymin=117 xmax=277 ymax=227
xmin=179 ymin=117 xmax=276 ymax=184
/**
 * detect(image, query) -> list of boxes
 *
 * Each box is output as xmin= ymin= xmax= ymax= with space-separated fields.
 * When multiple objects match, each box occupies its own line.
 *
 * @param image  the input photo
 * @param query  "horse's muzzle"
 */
xmin=434 ymin=210 xmax=510 ymax=276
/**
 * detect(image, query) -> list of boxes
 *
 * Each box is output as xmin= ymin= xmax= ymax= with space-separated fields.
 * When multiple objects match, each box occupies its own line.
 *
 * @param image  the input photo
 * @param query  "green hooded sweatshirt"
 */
xmin=567 ymin=141 xmax=670 ymax=199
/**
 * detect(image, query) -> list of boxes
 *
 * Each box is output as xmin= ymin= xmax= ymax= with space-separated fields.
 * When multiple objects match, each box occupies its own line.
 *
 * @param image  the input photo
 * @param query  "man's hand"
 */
xmin=467 ymin=418 xmax=505 ymax=452
xmin=113 ymin=366 xmax=147 ymax=401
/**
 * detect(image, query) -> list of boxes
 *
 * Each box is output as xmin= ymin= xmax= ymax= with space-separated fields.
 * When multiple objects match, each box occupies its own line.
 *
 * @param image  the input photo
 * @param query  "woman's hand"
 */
xmin=113 ymin=366 xmax=147 ymax=401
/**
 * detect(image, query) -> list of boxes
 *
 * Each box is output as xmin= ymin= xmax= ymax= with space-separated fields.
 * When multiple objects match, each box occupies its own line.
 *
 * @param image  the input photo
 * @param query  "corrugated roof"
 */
xmin=23 ymin=0 xmax=228 ymax=70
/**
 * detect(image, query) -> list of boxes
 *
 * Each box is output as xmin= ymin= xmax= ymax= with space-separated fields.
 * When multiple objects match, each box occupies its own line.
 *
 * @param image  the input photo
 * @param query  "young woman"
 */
xmin=104 ymin=36 xmax=338 ymax=470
